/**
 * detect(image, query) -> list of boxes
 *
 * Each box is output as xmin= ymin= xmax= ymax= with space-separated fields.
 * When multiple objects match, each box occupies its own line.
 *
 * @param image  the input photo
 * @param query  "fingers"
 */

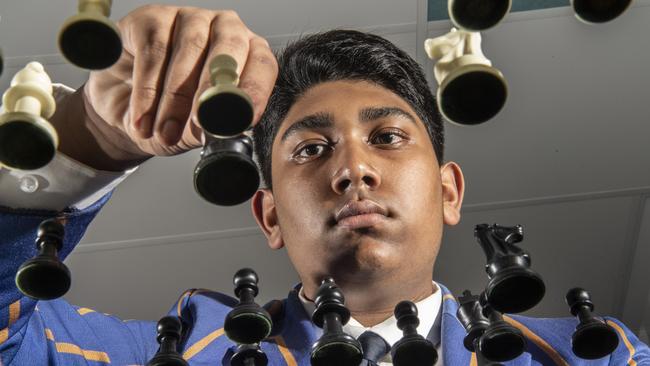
xmin=238 ymin=36 xmax=278 ymax=125
xmin=124 ymin=6 xmax=178 ymax=139
xmin=122 ymin=7 xmax=276 ymax=149
xmin=153 ymin=8 xmax=211 ymax=146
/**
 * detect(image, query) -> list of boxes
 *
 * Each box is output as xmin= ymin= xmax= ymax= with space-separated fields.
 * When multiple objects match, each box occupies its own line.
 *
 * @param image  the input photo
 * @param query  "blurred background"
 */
xmin=1 ymin=0 xmax=648 ymax=342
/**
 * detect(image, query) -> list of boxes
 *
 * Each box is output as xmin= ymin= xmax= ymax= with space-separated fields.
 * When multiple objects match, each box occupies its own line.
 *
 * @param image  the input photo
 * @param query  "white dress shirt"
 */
xmin=0 ymin=85 xmax=134 ymax=211
xmin=299 ymin=282 xmax=444 ymax=366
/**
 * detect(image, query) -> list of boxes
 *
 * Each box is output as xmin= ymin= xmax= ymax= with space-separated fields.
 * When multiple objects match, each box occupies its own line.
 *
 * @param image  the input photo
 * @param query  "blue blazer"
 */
xmin=1 ymin=195 xmax=648 ymax=365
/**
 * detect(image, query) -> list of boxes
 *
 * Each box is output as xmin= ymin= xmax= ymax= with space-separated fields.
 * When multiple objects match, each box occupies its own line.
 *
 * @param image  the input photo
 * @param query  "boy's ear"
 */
xmin=251 ymin=189 xmax=285 ymax=249
xmin=440 ymin=161 xmax=465 ymax=226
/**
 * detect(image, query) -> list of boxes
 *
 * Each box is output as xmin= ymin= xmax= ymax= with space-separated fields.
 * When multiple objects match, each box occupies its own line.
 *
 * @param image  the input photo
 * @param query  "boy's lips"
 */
xmin=334 ymin=200 xmax=388 ymax=229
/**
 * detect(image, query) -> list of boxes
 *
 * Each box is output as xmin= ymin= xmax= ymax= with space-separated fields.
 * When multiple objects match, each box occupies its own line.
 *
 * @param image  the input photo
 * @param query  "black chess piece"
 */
xmin=566 ymin=288 xmax=619 ymax=359
xmin=0 ymin=49 xmax=3 ymax=77
xmin=457 ymin=290 xmax=525 ymax=363
xmin=15 ymin=219 xmax=71 ymax=300
xmin=230 ymin=343 xmax=268 ymax=366
xmin=457 ymin=290 xmax=490 ymax=353
xmin=224 ymin=268 xmax=272 ymax=345
xmin=310 ymin=277 xmax=362 ymax=366
xmin=478 ymin=292 xmax=526 ymax=362
xmin=474 ymin=224 xmax=545 ymax=314
xmin=391 ymin=301 xmax=437 ymax=366
xmin=146 ymin=316 xmax=188 ymax=366
xmin=193 ymin=134 xmax=259 ymax=206
xmin=58 ymin=0 xmax=122 ymax=70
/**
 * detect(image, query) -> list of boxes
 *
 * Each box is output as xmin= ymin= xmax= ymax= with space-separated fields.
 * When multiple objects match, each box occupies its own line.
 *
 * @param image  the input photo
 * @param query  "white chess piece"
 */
xmin=448 ymin=0 xmax=512 ymax=31
xmin=424 ymin=29 xmax=507 ymax=125
xmin=0 ymin=62 xmax=58 ymax=170
xmin=59 ymin=0 xmax=122 ymax=70
xmin=571 ymin=0 xmax=633 ymax=24
xmin=197 ymin=54 xmax=254 ymax=138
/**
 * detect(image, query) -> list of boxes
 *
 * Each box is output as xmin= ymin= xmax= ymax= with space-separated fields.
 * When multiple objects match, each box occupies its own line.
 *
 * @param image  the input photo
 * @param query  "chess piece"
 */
xmin=478 ymin=292 xmax=526 ymax=362
xmin=197 ymin=54 xmax=254 ymax=138
xmin=193 ymin=133 xmax=259 ymax=206
xmin=193 ymin=54 xmax=259 ymax=206
xmin=424 ymin=29 xmax=507 ymax=126
xmin=230 ymin=343 xmax=268 ymax=366
xmin=0 ymin=62 xmax=58 ymax=170
xmin=571 ymin=0 xmax=632 ymax=24
xmin=15 ymin=218 xmax=70 ymax=300
xmin=58 ymin=0 xmax=122 ymax=70
xmin=310 ymin=277 xmax=363 ymax=366
xmin=474 ymin=224 xmax=545 ymax=314
xmin=457 ymin=291 xmax=525 ymax=362
xmin=448 ymin=0 xmax=512 ymax=31
xmin=224 ymin=268 xmax=273 ymax=345
xmin=457 ymin=290 xmax=490 ymax=354
xmin=391 ymin=301 xmax=437 ymax=366
xmin=146 ymin=316 xmax=189 ymax=366
xmin=566 ymin=288 xmax=619 ymax=359
xmin=0 ymin=49 xmax=4 ymax=77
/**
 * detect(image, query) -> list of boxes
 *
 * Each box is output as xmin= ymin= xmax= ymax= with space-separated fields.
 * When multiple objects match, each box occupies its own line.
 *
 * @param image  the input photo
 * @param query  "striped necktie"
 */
xmin=358 ymin=330 xmax=391 ymax=366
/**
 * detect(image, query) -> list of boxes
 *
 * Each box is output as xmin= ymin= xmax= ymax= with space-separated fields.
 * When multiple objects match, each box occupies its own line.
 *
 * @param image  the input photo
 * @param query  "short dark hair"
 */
xmin=253 ymin=29 xmax=444 ymax=189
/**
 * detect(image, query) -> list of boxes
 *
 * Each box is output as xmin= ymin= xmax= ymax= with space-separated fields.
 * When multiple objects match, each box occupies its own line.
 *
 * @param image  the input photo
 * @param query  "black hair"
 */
xmin=253 ymin=29 xmax=444 ymax=189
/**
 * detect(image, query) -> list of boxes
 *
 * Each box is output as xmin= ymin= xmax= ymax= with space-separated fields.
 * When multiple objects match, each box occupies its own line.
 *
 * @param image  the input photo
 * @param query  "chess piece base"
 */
xmin=572 ymin=320 xmax=619 ymax=359
xmin=197 ymin=86 xmax=254 ymax=138
xmin=0 ymin=113 xmax=57 ymax=170
xmin=15 ymin=256 xmax=71 ymax=300
xmin=59 ymin=14 xmax=122 ymax=70
xmin=438 ymin=64 xmax=507 ymax=126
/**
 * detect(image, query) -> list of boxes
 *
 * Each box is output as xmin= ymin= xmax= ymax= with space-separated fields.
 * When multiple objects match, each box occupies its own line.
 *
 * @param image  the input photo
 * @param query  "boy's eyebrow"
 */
xmin=280 ymin=107 xmax=416 ymax=142
xmin=359 ymin=106 xmax=417 ymax=124
xmin=281 ymin=112 xmax=334 ymax=141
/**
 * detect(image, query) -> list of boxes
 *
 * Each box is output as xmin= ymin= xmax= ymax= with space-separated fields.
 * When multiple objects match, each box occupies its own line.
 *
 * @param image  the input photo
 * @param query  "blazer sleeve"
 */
xmin=605 ymin=317 xmax=650 ymax=365
xmin=0 ymin=192 xmax=156 ymax=365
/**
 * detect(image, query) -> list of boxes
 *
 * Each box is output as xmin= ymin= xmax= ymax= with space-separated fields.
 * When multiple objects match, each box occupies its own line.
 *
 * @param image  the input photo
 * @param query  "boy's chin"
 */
xmin=330 ymin=244 xmax=401 ymax=278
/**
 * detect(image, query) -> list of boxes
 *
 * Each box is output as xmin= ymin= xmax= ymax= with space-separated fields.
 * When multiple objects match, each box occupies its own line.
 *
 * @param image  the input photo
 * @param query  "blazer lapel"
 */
xmin=437 ymin=284 xmax=474 ymax=366
xmin=274 ymin=286 xmax=321 ymax=365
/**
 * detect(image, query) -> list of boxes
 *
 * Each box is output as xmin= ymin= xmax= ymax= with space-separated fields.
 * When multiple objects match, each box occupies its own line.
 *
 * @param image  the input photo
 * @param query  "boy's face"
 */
xmin=252 ymin=80 xmax=464 ymax=297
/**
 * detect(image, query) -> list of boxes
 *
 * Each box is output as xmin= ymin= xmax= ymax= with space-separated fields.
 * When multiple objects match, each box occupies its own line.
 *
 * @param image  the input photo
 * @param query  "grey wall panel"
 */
xmin=65 ymin=231 xmax=298 ymax=321
xmin=434 ymin=196 xmax=637 ymax=319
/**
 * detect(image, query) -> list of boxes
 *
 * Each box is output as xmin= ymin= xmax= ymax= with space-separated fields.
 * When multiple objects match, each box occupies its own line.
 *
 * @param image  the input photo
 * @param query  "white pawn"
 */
xmin=59 ymin=0 xmax=123 ymax=70
xmin=197 ymin=54 xmax=254 ymax=138
xmin=424 ymin=29 xmax=507 ymax=126
xmin=0 ymin=62 xmax=58 ymax=170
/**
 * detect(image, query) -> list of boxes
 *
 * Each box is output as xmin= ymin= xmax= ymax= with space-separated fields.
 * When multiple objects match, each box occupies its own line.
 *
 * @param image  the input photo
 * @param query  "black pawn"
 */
xmin=391 ymin=301 xmax=437 ymax=366
xmin=193 ymin=134 xmax=259 ymax=206
xmin=478 ymin=292 xmax=526 ymax=362
xmin=310 ymin=278 xmax=362 ymax=366
xmin=224 ymin=268 xmax=272 ymax=345
xmin=15 ymin=219 xmax=71 ymax=300
xmin=147 ymin=316 xmax=188 ymax=366
xmin=230 ymin=343 xmax=268 ymax=366
xmin=566 ymin=288 xmax=619 ymax=359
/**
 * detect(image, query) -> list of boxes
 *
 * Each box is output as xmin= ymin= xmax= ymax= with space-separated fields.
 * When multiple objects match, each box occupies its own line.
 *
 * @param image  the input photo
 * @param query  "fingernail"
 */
xmin=161 ymin=119 xmax=182 ymax=145
xmin=136 ymin=115 xmax=152 ymax=136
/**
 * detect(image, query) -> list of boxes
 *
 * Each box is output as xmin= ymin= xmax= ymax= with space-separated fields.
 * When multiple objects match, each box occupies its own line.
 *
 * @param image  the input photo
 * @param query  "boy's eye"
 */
xmin=293 ymin=142 xmax=330 ymax=161
xmin=370 ymin=129 xmax=408 ymax=145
